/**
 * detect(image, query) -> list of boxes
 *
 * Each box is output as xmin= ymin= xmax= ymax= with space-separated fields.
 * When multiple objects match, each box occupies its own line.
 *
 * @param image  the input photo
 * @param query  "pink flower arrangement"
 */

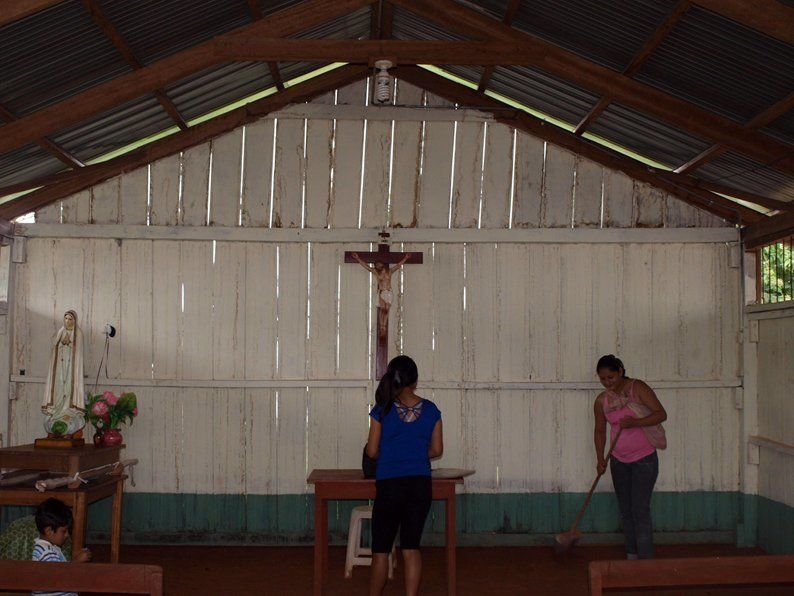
xmin=86 ymin=390 xmax=138 ymax=433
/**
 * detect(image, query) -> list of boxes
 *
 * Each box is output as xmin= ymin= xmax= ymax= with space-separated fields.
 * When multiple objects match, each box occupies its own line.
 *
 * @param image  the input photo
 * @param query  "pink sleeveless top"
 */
xmin=602 ymin=379 xmax=655 ymax=464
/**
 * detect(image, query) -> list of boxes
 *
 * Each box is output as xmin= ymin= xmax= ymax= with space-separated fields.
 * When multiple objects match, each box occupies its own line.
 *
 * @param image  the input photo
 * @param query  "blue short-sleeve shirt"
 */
xmin=370 ymin=398 xmax=441 ymax=480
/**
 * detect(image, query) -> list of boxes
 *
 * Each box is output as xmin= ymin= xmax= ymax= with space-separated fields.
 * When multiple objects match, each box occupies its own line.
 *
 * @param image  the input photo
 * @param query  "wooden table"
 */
xmin=307 ymin=469 xmax=464 ymax=596
xmin=0 ymin=444 xmax=125 ymax=562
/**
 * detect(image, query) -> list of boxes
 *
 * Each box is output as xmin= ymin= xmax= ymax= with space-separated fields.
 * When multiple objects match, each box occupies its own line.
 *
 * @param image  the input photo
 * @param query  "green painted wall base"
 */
xmin=0 ymin=490 xmax=760 ymax=547
xmin=756 ymin=495 xmax=794 ymax=554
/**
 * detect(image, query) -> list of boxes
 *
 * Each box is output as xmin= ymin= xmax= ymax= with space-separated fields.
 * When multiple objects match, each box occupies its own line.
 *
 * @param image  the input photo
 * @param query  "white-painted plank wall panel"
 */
xmin=417 ymin=121 xmax=454 ymax=228
xmin=244 ymin=244 xmax=278 ymax=378
xmin=119 ymin=240 xmax=153 ymax=378
xmin=149 ymin=154 xmax=180 ymax=226
xmin=512 ymin=134 xmax=545 ymax=228
xmin=542 ymin=145 xmax=574 ymax=228
xmin=180 ymin=242 xmax=213 ymax=380
xmin=480 ymin=123 xmax=513 ymax=229
xmin=209 ymin=130 xmax=243 ymax=227
xmin=151 ymin=241 xmax=181 ymax=379
xmin=120 ymin=167 xmax=149 ymax=225
xmin=91 ymin=178 xmax=120 ymax=225
xmin=602 ymin=170 xmax=634 ymax=228
xmin=330 ymin=119 xmax=364 ymax=228
xmin=241 ymin=120 xmax=275 ymax=227
xmin=573 ymin=158 xmax=602 ymax=228
xmin=272 ymin=118 xmax=305 ymax=228
xmin=389 ymin=119 xmax=421 ymax=227
xmin=276 ymin=244 xmax=308 ymax=378
xmin=182 ymin=145 xmax=210 ymax=226
xmin=361 ymin=119 xmax=391 ymax=229
xmin=450 ymin=121 xmax=484 ymax=229
xmin=61 ymin=190 xmax=91 ymax=224
xmin=303 ymin=119 xmax=332 ymax=229
xmin=212 ymin=242 xmax=246 ymax=379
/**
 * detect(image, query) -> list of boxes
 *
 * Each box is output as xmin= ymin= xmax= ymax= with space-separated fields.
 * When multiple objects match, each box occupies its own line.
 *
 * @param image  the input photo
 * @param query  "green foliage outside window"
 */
xmin=760 ymin=238 xmax=793 ymax=303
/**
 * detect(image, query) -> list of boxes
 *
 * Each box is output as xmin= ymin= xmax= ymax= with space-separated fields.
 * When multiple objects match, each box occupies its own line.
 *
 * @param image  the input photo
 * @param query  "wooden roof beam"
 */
xmin=574 ymin=0 xmax=691 ymax=135
xmin=657 ymin=172 xmax=792 ymax=212
xmin=0 ymin=65 xmax=371 ymax=219
xmin=396 ymin=66 xmax=761 ymax=225
xmin=0 ymin=0 xmax=65 ymax=27
xmin=676 ymin=91 xmax=794 ymax=174
xmin=0 ymin=0 xmax=376 ymax=156
xmin=743 ymin=209 xmax=794 ymax=250
xmin=0 ymin=104 xmax=83 ymax=169
xmin=691 ymin=0 xmax=794 ymax=46
xmin=389 ymin=0 xmax=794 ymax=175
xmin=81 ymin=0 xmax=188 ymax=130
xmin=477 ymin=0 xmax=522 ymax=93
xmin=246 ymin=0 xmax=285 ymax=92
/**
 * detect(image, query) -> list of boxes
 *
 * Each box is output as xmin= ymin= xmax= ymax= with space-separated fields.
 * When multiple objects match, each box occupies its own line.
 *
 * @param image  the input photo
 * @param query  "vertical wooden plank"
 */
xmin=678 ymin=244 xmax=719 ymax=379
xmin=591 ymin=245 xmax=621 ymax=366
xmin=90 ymin=178 xmax=120 ymax=224
xmin=528 ymin=245 xmax=560 ymax=381
xmin=119 ymin=167 xmax=149 ymax=225
xmin=431 ymin=389 xmax=464 ymax=470
xmin=303 ymin=119 xmax=332 ymax=229
xmin=277 ymin=243 xmax=307 ymax=378
xmin=635 ymin=183 xmax=665 ymax=228
xmin=424 ymin=92 xmax=455 ymax=108
xmin=335 ymin=389 xmax=370 ymax=470
xmin=212 ymin=389 xmax=246 ymax=494
xmin=241 ymin=119 xmax=275 ymax=228
xmin=416 ymin=121 xmax=454 ymax=228
xmin=336 ymin=243 xmax=370 ymax=379
xmin=497 ymin=390 xmax=530 ymax=491
xmin=697 ymin=208 xmax=728 ymax=228
xmin=209 ymin=129 xmax=243 ymax=227
xmin=35 ymin=201 xmax=60 ymax=223
xmin=526 ymin=391 xmax=561 ymax=493
xmin=559 ymin=245 xmax=593 ymax=381
xmin=650 ymin=244 xmax=682 ymax=380
xmin=180 ymin=242 xmax=213 ymax=380
xmin=512 ymin=133 xmax=544 ymax=228
xmin=360 ymin=119 xmax=391 ymax=229
xmin=308 ymin=243 xmax=338 ymax=379
xmin=497 ymin=245 xmax=530 ymax=381
xmin=51 ymin=239 xmax=85 ymax=354
xmin=620 ymin=244 xmax=654 ymax=379
xmin=151 ymin=241 xmax=181 ymax=379
xmin=431 ymin=244 xmax=464 ymax=381
xmin=11 ymin=248 xmax=30 ymax=376
xmin=462 ymin=390 xmax=498 ymax=493
xmin=394 ymin=80 xmax=424 ymax=106
xmin=61 ymin=190 xmax=91 ymax=224
xmin=81 ymin=239 xmax=121 ymax=381
xmin=19 ymin=240 xmax=56 ymax=376
xmin=212 ymin=242 xmax=246 ymax=379
xmin=602 ymin=169 xmax=634 ymax=228
xmin=665 ymin=194 xmax=701 ymax=227
xmin=720 ymin=244 xmax=741 ymax=380
xmin=336 ymin=80 xmax=367 ymax=106
xmin=178 ymin=388 xmax=214 ymax=493
xmin=389 ymin=119 xmax=421 ymax=227
xmin=573 ymin=158 xmax=603 ymax=228
xmin=480 ymin=123 xmax=513 ymax=229
xmin=245 ymin=388 xmax=277 ymax=495
xmin=399 ymin=242 xmax=433 ymax=378
xmin=464 ymin=244 xmax=498 ymax=381
xmin=307 ymin=388 xmax=339 ymax=473
xmin=559 ymin=391 xmax=594 ymax=492
xmin=182 ymin=145 xmax=210 ymax=226
xmin=149 ymin=154 xmax=180 ymax=226
xmin=272 ymin=118 xmax=305 ymax=228
xmin=275 ymin=388 xmax=308 ymax=494
xmin=450 ymin=121 xmax=484 ymax=229
xmin=329 ymin=119 xmax=363 ymax=228
xmin=119 ymin=240 xmax=153 ymax=378
xmin=244 ymin=243 xmax=278 ymax=379
xmin=542 ymin=145 xmax=574 ymax=228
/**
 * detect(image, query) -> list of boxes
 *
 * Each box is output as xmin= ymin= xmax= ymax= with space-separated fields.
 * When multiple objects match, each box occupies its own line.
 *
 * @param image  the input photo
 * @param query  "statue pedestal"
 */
xmin=34 ymin=437 xmax=85 ymax=449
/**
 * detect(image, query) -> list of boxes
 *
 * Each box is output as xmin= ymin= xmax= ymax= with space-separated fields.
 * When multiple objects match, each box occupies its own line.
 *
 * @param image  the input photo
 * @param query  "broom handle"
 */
xmin=570 ymin=427 xmax=623 ymax=533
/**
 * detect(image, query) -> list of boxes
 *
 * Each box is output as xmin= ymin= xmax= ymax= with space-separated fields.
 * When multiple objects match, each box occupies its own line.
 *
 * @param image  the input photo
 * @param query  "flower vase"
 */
xmin=101 ymin=428 xmax=123 ymax=447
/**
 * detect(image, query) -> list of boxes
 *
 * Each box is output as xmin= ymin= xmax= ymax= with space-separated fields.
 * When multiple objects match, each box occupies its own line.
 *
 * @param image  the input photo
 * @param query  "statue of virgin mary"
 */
xmin=41 ymin=310 xmax=86 ymax=437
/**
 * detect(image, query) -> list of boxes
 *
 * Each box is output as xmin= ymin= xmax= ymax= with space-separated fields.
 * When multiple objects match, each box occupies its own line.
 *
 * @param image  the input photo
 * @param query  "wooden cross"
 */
xmin=345 ymin=233 xmax=423 ymax=380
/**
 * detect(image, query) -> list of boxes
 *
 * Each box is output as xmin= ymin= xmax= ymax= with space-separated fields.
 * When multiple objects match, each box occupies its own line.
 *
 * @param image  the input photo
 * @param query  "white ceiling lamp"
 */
xmin=373 ymin=59 xmax=394 ymax=104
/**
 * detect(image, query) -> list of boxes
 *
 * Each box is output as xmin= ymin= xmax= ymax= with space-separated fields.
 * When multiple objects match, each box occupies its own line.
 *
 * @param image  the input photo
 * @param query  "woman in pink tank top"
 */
xmin=593 ymin=355 xmax=667 ymax=559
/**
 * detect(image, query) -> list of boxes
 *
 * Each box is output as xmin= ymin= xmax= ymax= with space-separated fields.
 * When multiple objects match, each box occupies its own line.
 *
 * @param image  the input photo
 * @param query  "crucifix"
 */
xmin=345 ymin=232 xmax=423 ymax=380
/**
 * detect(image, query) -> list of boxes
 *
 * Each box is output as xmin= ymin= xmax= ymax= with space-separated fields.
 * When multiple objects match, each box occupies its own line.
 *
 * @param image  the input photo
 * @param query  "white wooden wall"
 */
xmin=13 ymin=80 xmax=741 ymax=501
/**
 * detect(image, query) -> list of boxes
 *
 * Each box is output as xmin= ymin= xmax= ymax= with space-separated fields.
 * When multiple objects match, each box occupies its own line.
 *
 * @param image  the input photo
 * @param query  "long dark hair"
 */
xmin=596 ymin=354 xmax=629 ymax=378
xmin=375 ymin=355 xmax=419 ymax=418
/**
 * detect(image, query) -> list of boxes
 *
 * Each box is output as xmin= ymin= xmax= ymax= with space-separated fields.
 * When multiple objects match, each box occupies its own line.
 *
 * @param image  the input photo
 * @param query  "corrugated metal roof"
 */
xmin=587 ymin=102 xmax=713 ymax=169
xmin=698 ymin=152 xmax=794 ymax=203
xmin=392 ymin=4 xmax=469 ymax=41
xmin=293 ymin=5 xmax=372 ymax=40
xmin=635 ymin=5 xmax=794 ymax=123
xmin=487 ymin=65 xmax=600 ymax=127
xmin=0 ymin=0 xmax=131 ymax=115
xmin=508 ymin=0 xmax=680 ymax=72
xmin=0 ymin=144 xmax=65 ymax=188
xmin=762 ymin=110 xmax=794 ymax=146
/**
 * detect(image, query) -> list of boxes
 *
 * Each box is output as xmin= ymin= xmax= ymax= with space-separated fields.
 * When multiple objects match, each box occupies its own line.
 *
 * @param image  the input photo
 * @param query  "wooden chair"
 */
xmin=0 ymin=560 xmax=163 ymax=595
xmin=589 ymin=555 xmax=794 ymax=595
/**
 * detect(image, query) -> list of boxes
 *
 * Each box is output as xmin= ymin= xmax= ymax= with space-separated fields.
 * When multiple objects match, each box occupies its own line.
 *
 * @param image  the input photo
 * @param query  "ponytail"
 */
xmin=375 ymin=355 xmax=419 ymax=419
xmin=596 ymin=354 xmax=628 ymax=378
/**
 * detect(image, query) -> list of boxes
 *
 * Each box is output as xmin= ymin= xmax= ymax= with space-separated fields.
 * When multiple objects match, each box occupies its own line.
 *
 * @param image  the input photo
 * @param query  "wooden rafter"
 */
xmin=396 ymin=66 xmax=762 ymax=225
xmin=389 ymin=0 xmax=794 ymax=175
xmin=0 ymin=103 xmax=83 ymax=169
xmin=574 ymin=0 xmax=691 ymax=135
xmin=743 ymin=209 xmax=794 ymax=250
xmin=477 ymin=0 xmax=522 ymax=93
xmin=0 ymin=0 xmax=376 ymax=156
xmin=246 ymin=0 xmax=285 ymax=92
xmin=81 ymin=0 xmax=188 ymax=130
xmin=657 ymin=172 xmax=792 ymax=212
xmin=0 ymin=0 xmax=64 ymax=27
xmin=371 ymin=0 xmax=393 ymax=39
xmin=0 ymin=65 xmax=371 ymax=220
xmin=676 ymin=91 xmax=794 ymax=174
xmin=691 ymin=0 xmax=794 ymax=46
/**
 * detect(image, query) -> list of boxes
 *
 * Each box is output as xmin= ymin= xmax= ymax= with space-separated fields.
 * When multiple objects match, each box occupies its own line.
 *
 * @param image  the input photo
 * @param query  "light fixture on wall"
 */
xmin=373 ymin=59 xmax=393 ymax=104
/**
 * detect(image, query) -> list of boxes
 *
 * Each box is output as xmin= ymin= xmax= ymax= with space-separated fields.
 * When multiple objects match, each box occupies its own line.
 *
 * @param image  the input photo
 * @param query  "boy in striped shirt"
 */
xmin=31 ymin=498 xmax=92 ymax=596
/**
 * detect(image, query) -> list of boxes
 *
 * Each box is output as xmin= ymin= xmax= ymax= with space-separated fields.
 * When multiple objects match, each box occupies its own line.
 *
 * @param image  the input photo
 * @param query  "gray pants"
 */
xmin=610 ymin=450 xmax=659 ymax=559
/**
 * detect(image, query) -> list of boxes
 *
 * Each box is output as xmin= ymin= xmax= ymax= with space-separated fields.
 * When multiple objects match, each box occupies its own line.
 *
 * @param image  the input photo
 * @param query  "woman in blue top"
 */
xmin=366 ymin=355 xmax=443 ymax=596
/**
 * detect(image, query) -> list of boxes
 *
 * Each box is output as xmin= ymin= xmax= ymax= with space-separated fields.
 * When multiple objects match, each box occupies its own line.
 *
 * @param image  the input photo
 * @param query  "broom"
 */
xmin=554 ymin=427 xmax=623 ymax=554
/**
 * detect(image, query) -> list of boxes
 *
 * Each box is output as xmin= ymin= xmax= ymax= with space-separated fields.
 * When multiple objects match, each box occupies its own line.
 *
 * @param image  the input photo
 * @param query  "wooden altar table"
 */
xmin=307 ymin=469 xmax=465 ymax=596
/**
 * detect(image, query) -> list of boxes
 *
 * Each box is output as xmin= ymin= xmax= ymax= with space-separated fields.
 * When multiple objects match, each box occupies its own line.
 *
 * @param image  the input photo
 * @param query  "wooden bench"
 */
xmin=589 ymin=556 xmax=794 ymax=595
xmin=0 ymin=561 xmax=163 ymax=595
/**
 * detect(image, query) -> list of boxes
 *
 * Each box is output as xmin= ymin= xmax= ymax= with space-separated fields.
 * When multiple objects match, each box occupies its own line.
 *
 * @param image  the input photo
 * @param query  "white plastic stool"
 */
xmin=344 ymin=505 xmax=396 ymax=579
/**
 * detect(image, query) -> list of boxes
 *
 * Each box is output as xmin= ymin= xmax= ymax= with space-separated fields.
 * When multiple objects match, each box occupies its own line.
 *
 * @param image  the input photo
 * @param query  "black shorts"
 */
xmin=371 ymin=475 xmax=432 ymax=553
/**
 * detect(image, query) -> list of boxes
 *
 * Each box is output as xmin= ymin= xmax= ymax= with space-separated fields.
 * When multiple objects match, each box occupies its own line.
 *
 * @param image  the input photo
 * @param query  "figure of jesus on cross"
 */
xmin=345 ymin=233 xmax=422 ymax=379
